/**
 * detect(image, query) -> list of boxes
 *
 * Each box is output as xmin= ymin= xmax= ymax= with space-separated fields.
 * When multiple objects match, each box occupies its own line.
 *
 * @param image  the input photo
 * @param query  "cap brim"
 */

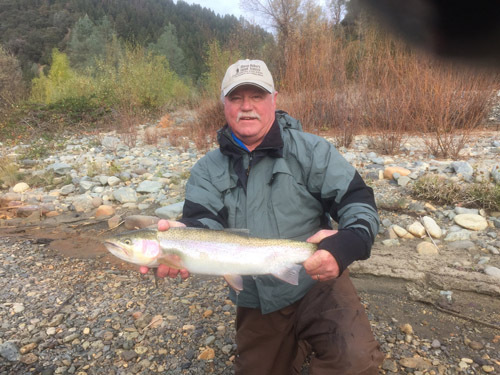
xmin=223 ymin=82 xmax=274 ymax=96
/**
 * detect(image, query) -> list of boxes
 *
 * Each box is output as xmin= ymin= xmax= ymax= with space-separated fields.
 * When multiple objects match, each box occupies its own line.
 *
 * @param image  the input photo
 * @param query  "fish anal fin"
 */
xmin=272 ymin=264 xmax=302 ymax=285
xmin=224 ymin=274 xmax=244 ymax=293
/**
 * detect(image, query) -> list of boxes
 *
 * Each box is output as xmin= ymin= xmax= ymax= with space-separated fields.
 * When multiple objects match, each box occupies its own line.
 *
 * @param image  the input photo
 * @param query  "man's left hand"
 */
xmin=303 ymin=230 xmax=340 ymax=281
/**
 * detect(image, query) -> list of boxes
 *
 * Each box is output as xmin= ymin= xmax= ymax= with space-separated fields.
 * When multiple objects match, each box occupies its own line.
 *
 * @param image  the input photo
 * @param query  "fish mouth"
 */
xmin=103 ymin=241 xmax=131 ymax=258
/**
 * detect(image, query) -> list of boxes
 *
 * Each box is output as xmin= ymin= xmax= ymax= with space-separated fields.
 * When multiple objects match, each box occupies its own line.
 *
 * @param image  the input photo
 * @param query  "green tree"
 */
xmin=148 ymin=23 xmax=186 ymax=76
xmin=202 ymin=40 xmax=240 ymax=100
xmin=68 ymin=15 xmax=114 ymax=69
xmin=31 ymin=49 xmax=82 ymax=103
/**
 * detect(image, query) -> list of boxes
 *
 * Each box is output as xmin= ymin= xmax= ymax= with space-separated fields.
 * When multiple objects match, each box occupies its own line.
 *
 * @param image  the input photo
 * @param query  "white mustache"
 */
xmin=237 ymin=112 xmax=260 ymax=122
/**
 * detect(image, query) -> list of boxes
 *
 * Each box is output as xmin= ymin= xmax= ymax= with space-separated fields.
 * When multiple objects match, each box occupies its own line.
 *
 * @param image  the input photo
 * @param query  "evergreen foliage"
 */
xmin=68 ymin=15 xmax=115 ymax=69
xmin=148 ymin=23 xmax=186 ymax=77
xmin=0 ymin=0 xmax=271 ymax=81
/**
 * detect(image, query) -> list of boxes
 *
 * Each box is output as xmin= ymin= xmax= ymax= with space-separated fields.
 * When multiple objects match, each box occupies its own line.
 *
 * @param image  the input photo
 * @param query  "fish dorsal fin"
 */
xmin=272 ymin=264 xmax=302 ymax=285
xmin=223 ymin=228 xmax=250 ymax=236
xmin=224 ymin=274 xmax=244 ymax=293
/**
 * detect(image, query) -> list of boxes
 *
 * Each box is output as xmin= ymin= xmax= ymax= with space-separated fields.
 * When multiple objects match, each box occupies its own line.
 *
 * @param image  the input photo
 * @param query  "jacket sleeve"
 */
xmin=178 ymin=155 xmax=228 ymax=230
xmin=305 ymin=137 xmax=379 ymax=274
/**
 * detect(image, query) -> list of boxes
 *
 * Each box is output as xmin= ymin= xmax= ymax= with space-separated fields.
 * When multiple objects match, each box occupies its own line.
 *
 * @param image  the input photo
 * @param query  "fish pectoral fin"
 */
xmin=224 ymin=274 xmax=244 ymax=293
xmin=272 ymin=264 xmax=302 ymax=285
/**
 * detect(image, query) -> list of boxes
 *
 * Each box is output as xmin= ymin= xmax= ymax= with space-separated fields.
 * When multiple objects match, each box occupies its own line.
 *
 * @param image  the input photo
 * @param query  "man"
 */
xmin=141 ymin=59 xmax=384 ymax=374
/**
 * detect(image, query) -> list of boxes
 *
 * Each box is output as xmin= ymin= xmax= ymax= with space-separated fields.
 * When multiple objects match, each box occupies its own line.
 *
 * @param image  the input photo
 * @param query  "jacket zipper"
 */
xmin=246 ymin=152 xmax=254 ymax=176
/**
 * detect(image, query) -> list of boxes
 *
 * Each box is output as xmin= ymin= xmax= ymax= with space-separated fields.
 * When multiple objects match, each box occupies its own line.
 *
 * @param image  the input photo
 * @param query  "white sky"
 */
xmin=181 ymin=1 xmax=245 ymax=19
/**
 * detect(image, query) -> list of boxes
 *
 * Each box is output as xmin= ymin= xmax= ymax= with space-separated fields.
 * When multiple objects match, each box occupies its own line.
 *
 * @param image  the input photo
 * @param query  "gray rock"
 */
xmin=101 ymin=136 xmax=122 ymax=150
xmin=454 ymin=207 xmax=479 ymax=215
xmin=46 ymin=162 xmax=72 ymax=176
xmin=342 ymin=152 xmax=357 ymax=163
xmin=60 ymin=184 xmax=76 ymax=195
xmin=382 ymin=218 xmax=393 ymax=227
xmin=444 ymin=229 xmax=471 ymax=242
xmin=155 ymin=201 xmax=184 ymax=219
xmin=431 ymin=339 xmax=441 ymax=348
xmin=79 ymin=180 xmax=95 ymax=192
xmin=397 ymin=176 xmax=411 ymax=187
xmin=113 ymin=188 xmax=138 ymax=203
xmin=138 ymin=157 xmax=157 ymax=167
xmin=0 ymin=341 xmax=20 ymax=361
xmin=107 ymin=176 xmax=121 ymax=186
xmin=491 ymin=163 xmax=500 ymax=183
xmin=136 ymin=180 xmax=163 ymax=193
xmin=451 ymin=161 xmax=474 ymax=180
xmin=71 ymin=194 xmax=94 ymax=212
xmin=487 ymin=245 xmax=500 ymax=255
xmin=447 ymin=240 xmax=476 ymax=250
xmin=484 ymin=266 xmax=500 ymax=279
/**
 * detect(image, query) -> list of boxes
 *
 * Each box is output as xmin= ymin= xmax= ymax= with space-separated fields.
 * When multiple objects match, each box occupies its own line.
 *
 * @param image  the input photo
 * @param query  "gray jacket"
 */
xmin=180 ymin=111 xmax=379 ymax=314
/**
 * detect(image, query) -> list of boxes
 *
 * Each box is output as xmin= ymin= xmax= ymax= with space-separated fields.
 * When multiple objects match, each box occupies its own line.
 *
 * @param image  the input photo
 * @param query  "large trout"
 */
xmin=103 ymin=227 xmax=316 ymax=291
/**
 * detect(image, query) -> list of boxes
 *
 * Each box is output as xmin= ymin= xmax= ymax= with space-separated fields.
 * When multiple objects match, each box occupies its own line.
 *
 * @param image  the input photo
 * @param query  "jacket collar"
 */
xmin=218 ymin=116 xmax=284 ymax=158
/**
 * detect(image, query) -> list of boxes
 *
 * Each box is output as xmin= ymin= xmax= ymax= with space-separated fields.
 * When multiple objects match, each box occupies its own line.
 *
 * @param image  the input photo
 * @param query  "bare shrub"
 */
xmin=353 ymin=26 xmax=498 ymax=157
xmin=279 ymin=24 xmax=360 ymax=147
xmin=277 ymin=20 xmax=498 ymax=156
xmin=144 ymin=126 xmax=159 ymax=145
xmin=0 ymin=45 xmax=26 ymax=117
xmin=186 ymin=99 xmax=225 ymax=151
xmin=113 ymin=103 xmax=143 ymax=148
xmin=409 ymin=58 xmax=497 ymax=158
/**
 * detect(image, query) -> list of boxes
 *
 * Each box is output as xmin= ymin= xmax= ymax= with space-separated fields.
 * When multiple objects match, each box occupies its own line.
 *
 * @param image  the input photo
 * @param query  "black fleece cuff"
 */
xmin=318 ymin=229 xmax=369 ymax=275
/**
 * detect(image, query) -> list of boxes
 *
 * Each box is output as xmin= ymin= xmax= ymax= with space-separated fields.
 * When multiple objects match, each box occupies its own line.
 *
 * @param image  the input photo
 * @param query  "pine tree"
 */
xmin=148 ymin=23 xmax=186 ymax=76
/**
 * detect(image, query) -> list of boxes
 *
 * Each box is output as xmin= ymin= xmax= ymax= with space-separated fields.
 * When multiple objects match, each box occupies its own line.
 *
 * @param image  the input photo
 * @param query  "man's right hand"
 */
xmin=139 ymin=219 xmax=190 ymax=279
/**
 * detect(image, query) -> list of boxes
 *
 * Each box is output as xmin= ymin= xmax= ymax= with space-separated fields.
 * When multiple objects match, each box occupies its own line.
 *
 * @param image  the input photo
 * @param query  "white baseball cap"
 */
xmin=221 ymin=59 xmax=275 ymax=96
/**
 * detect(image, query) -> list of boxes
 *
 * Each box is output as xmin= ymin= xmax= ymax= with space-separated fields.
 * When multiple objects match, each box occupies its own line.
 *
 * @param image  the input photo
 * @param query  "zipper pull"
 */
xmin=246 ymin=153 xmax=253 ymax=176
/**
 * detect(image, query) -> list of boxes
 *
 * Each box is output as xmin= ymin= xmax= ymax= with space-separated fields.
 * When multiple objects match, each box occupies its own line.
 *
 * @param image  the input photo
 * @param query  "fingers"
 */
xmin=155 ymin=264 xmax=190 ymax=280
xmin=139 ymin=266 xmax=149 ymax=274
xmin=303 ymin=250 xmax=340 ymax=281
xmin=306 ymin=229 xmax=338 ymax=244
xmin=158 ymin=219 xmax=186 ymax=231
xmin=302 ymin=250 xmax=324 ymax=272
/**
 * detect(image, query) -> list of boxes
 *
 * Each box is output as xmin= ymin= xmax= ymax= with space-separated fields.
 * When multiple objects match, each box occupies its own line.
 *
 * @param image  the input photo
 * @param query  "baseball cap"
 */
xmin=221 ymin=59 xmax=275 ymax=96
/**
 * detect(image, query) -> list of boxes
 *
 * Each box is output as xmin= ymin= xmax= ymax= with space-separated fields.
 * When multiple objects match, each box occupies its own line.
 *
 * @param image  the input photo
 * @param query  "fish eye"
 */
xmin=123 ymin=239 xmax=132 ymax=245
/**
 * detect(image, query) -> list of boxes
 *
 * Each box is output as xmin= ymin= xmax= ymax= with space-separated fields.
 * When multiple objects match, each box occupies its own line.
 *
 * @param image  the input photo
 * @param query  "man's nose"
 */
xmin=241 ymin=96 xmax=253 ymax=110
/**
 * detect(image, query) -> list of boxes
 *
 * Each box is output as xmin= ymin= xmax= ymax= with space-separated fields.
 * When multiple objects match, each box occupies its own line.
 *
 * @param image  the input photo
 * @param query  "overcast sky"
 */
xmin=181 ymin=1 xmax=245 ymax=18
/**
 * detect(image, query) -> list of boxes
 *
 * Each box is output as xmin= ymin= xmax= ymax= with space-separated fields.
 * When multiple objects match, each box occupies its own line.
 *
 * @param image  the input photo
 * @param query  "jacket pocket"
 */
xmin=269 ymin=159 xmax=322 ymax=240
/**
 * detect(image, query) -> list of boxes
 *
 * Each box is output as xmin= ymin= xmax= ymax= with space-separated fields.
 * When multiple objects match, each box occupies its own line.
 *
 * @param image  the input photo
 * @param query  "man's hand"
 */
xmin=139 ymin=219 xmax=190 ymax=279
xmin=303 ymin=229 xmax=340 ymax=282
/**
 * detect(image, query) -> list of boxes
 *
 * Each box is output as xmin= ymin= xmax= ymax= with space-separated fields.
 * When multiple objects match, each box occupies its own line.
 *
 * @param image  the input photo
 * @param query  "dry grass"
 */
xmin=411 ymin=174 xmax=500 ymax=211
xmin=0 ymin=156 xmax=22 ymax=188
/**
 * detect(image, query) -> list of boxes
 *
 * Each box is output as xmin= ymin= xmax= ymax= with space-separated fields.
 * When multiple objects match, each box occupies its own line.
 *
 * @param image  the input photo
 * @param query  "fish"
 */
xmin=103 ymin=227 xmax=316 ymax=292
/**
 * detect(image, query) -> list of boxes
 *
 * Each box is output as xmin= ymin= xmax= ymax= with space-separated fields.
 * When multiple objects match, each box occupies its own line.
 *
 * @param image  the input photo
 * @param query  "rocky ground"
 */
xmin=0 ymin=111 xmax=499 ymax=374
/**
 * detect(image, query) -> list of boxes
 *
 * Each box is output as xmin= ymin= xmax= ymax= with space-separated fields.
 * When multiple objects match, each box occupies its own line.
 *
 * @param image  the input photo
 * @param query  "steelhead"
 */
xmin=103 ymin=227 xmax=316 ymax=291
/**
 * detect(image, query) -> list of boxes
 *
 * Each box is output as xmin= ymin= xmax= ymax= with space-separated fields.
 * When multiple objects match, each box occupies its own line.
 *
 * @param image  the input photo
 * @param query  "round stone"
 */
xmin=454 ymin=214 xmax=488 ymax=231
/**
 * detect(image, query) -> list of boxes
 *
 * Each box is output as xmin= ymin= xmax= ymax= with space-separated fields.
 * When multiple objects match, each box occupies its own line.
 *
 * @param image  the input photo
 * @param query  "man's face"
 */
xmin=223 ymin=85 xmax=277 ymax=151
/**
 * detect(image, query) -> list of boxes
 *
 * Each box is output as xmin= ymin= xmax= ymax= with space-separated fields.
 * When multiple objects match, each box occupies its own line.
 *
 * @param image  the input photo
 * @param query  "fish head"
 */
xmin=103 ymin=229 xmax=160 ymax=267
